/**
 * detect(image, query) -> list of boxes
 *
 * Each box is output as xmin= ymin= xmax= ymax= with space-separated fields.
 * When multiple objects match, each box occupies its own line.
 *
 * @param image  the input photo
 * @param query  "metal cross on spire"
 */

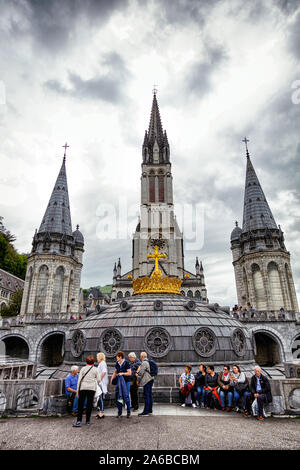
xmin=62 ymin=142 xmax=69 ymax=162
xmin=242 ymin=137 xmax=250 ymax=157
xmin=152 ymin=84 xmax=158 ymax=95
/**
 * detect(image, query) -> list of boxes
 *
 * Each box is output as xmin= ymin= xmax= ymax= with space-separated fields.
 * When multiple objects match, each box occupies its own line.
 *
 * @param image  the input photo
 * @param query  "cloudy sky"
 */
xmin=1 ymin=0 xmax=300 ymax=307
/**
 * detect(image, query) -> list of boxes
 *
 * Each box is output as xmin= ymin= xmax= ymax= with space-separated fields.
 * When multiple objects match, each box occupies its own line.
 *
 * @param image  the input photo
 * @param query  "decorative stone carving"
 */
xmin=145 ymin=327 xmax=171 ymax=358
xmin=154 ymin=300 xmax=163 ymax=311
xmin=231 ymin=328 xmax=246 ymax=357
xmin=120 ymin=300 xmax=132 ymax=312
xmin=185 ymin=300 xmax=196 ymax=311
xmin=71 ymin=329 xmax=86 ymax=358
xmin=100 ymin=328 xmax=123 ymax=357
xmin=193 ymin=328 xmax=216 ymax=357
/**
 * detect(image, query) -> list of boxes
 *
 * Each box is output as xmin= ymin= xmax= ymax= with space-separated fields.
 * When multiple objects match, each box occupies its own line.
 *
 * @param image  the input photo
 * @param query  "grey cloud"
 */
xmin=153 ymin=0 xmax=221 ymax=26
xmin=187 ymin=44 xmax=227 ymax=97
xmin=274 ymin=0 xmax=300 ymax=15
xmin=287 ymin=10 xmax=300 ymax=59
xmin=5 ymin=0 xmax=129 ymax=53
xmin=44 ymin=52 xmax=130 ymax=103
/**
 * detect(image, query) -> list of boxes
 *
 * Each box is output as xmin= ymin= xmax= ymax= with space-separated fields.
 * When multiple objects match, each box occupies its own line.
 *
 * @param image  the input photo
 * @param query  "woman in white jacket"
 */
xmin=95 ymin=352 xmax=109 ymax=420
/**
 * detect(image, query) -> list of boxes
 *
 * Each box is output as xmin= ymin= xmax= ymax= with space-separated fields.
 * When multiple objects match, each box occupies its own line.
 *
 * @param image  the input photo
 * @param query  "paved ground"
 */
xmin=0 ymin=405 xmax=299 ymax=451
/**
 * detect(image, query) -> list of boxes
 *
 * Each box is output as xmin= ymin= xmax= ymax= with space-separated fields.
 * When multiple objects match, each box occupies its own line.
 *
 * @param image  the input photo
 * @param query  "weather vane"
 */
xmin=152 ymin=84 xmax=158 ymax=95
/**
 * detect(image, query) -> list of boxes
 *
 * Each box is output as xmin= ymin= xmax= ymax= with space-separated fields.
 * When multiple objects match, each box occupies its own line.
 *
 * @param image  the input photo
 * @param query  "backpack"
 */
xmin=147 ymin=359 xmax=158 ymax=377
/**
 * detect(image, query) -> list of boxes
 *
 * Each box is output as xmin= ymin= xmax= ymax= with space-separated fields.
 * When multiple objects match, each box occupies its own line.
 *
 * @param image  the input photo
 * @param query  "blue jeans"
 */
xmin=66 ymin=393 xmax=87 ymax=412
xmin=116 ymin=380 xmax=131 ymax=415
xmin=196 ymin=386 xmax=206 ymax=405
xmin=143 ymin=380 xmax=154 ymax=414
xmin=219 ymin=390 xmax=233 ymax=407
xmin=233 ymin=389 xmax=240 ymax=406
xmin=233 ymin=389 xmax=250 ymax=409
xmin=97 ymin=393 xmax=105 ymax=413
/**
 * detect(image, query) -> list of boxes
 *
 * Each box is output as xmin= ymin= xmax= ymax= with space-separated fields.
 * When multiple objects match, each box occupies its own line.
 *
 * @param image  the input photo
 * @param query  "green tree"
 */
xmin=0 ymin=218 xmax=28 ymax=280
xmin=0 ymin=289 xmax=23 ymax=317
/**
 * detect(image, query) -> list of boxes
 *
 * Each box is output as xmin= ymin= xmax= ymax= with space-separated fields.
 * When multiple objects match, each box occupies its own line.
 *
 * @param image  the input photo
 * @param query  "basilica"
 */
xmin=0 ymin=93 xmax=300 ymax=416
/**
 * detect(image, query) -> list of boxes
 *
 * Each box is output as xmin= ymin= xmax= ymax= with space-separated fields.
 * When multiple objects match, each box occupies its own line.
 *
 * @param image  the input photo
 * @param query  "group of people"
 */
xmin=65 ymin=354 xmax=272 ymax=426
xmin=179 ymin=364 xmax=272 ymax=420
xmin=65 ymin=350 xmax=155 ymax=427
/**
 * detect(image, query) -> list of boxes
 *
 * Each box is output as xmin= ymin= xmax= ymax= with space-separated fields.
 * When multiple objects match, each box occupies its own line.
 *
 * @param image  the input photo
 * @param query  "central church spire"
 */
xmin=142 ymin=92 xmax=170 ymax=164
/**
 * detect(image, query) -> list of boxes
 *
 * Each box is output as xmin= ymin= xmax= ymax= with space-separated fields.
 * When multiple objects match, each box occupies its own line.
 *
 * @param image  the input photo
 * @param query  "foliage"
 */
xmin=0 ymin=289 xmax=24 ymax=317
xmin=0 ymin=218 xmax=28 ymax=280
xmin=0 ymin=216 xmax=16 ymax=244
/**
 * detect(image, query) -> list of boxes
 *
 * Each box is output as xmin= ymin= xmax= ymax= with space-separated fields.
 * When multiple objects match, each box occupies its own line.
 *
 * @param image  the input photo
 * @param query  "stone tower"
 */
xmin=20 ymin=150 xmax=84 ymax=317
xmin=111 ymin=92 xmax=208 ymax=301
xmin=231 ymin=142 xmax=298 ymax=312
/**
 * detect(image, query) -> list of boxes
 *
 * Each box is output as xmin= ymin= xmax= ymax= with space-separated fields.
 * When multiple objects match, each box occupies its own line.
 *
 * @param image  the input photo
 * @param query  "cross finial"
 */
xmin=242 ymin=136 xmax=249 ymax=158
xmin=152 ymin=84 xmax=158 ymax=95
xmin=147 ymin=245 xmax=167 ymax=278
xmin=76 ymin=224 xmax=79 ymax=231
xmin=62 ymin=142 xmax=69 ymax=162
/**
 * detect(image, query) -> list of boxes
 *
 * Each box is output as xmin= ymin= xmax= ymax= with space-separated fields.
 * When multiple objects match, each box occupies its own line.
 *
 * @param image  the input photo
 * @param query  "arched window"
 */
xmin=24 ymin=267 xmax=33 ymax=314
xmin=149 ymin=175 xmax=155 ymax=202
xmin=117 ymin=291 xmax=123 ymax=299
xmin=51 ymin=266 xmax=65 ymax=313
xmin=285 ymin=264 xmax=295 ymax=310
xmin=158 ymin=175 xmax=164 ymax=202
xmin=187 ymin=290 xmax=193 ymax=298
xmin=243 ymin=268 xmax=249 ymax=305
xmin=125 ymin=291 xmax=130 ymax=297
xmin=34 ymin=265 xmax=49 ymax=314
xmin=252 ymin=264 xmax=267 ymax=310
xmin=268 ymin=262 xmax=284 ymax=310
xmin=67 ymin=270 xmax=74 ymax=312
xmin=194 ymin=290 xmax=201 ymax=299
xmin=180 ymin=290 xmax=185 ymax=297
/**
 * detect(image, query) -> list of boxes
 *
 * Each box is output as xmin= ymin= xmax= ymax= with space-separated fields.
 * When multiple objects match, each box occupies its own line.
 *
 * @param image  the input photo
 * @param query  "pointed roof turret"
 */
xmin=38 ymin=154 xmax=73 ymax=236
xmin=148 ymin=93 xmax=164 ymax=145
xmin=142 ymin=91 xmax=170 ymax=164
xmin=242 ymin=140 xmax=277 ymax=233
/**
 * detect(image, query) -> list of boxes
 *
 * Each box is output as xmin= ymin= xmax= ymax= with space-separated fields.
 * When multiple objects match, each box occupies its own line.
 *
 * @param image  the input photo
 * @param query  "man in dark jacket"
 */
xmin=244 ymin=366 xmax=272 ymax=420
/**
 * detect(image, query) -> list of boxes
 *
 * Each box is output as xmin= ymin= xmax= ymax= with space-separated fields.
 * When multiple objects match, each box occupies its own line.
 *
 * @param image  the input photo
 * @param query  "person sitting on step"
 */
xmin=179 ymin=365 xmax=196 ymax=408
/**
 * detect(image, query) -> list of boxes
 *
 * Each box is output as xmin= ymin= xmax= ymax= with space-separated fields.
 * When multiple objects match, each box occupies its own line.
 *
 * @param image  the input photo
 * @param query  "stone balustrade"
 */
xmin=231 ymin=309 xmax=298 ymax=322
xmin=0 ymin=313 xmax=85 ymax=328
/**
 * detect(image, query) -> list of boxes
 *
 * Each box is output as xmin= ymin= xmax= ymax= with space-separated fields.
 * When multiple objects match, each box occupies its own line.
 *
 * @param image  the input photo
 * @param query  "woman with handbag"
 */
xmin=72 ymin=355 xmax=101 ymax=427
xmin=230 ymin=364 xmax=248 ymax=412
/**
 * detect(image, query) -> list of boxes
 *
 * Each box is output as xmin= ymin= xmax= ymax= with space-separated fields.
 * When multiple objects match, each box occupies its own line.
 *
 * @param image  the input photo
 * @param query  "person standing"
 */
xmin=137 ymin=352 xmax=154 ymax=417
xmin=72 ymin=355 xmax=100 ymax=427
xmin=110 ymin=351 xmax=132 ymax=418
xmin=128 ymin=352 xmax=141 ymax=411
xmin=95 ymin=352 xmax=108 ymax=420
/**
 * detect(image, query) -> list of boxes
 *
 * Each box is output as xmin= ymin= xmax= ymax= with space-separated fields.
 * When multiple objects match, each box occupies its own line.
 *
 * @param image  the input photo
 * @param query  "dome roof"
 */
xmin=231 ymin=223 xmax=242 ymax=241
xmin=66 ymin=294 xmax=254 ymax=365
xmin=73 ymin=225 xmax=84 ymax=244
